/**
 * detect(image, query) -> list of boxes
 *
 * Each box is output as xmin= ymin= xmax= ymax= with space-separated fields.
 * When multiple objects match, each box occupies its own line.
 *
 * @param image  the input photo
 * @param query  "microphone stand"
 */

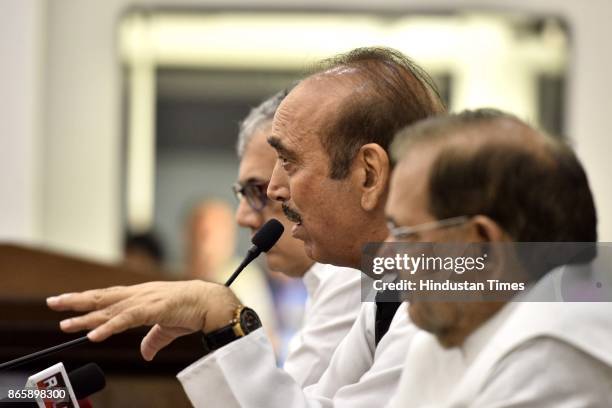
xmin=0 ymin=336 xmax=89 ymax=371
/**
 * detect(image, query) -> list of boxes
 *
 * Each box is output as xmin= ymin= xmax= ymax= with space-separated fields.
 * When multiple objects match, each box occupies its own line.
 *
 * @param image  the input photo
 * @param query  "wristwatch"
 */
xmin=202 ymin=306 xmax=262 ymax=352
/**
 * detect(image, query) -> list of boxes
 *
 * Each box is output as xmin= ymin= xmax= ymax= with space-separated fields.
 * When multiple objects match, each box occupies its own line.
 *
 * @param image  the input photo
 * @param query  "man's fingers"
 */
xmin=87 ymin=307 xmax=147 ymax=342
xmin=47 ymin=286 xmax=128 ymax=312
xmin=140 ymin=325 xmax=192 ymax=361
xmin=59 ymin=307 xmax=117 ymax=333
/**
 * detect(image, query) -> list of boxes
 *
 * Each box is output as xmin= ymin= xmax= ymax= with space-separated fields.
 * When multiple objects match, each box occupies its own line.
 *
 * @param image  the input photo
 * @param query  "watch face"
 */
xmin=240 ymin=307 xmax=262 ymax=334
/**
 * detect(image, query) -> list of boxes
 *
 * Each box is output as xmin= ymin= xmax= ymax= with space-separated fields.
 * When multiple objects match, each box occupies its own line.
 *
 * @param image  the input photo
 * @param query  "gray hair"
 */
xmin=236 ymin=88 xmax=291 ymax=158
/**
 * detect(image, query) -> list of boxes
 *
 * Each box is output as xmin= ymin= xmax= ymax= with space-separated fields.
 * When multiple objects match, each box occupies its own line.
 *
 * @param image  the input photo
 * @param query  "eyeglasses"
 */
xmin=387 ymin=216 xmax=469 ymax=241
xmin=232 ymin=180 xmax=269 ymax=212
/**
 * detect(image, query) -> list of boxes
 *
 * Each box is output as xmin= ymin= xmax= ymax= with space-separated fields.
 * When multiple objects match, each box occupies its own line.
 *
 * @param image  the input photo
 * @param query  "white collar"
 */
xmin=301 ymin=262 xmax=325 ymax=299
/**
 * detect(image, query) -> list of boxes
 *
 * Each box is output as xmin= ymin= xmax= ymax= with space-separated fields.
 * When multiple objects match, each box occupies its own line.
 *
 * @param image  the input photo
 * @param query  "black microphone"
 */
xmin=0 ymin=362 xmax=105 ymax=407
xmin=224 ymin=218 xmax=284 ymax=287
xmin=69 ymin=363 xmax=105 ymax=400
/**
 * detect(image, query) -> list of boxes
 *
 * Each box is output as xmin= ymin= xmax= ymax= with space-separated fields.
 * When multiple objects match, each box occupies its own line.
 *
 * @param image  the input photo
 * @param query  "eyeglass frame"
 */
xmin=387 ymin=215 xmax=470 ymax=240
xmin=232 ymin=180 xmax=270 ymax=212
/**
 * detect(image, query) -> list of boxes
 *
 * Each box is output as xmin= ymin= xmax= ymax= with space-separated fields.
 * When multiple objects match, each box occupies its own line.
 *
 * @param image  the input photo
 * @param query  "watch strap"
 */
xmin=203 ymin=324 xmax=240 ymax=352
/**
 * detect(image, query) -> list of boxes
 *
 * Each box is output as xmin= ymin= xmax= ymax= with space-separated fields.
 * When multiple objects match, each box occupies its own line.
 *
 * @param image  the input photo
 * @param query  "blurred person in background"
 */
xmin=123 ymin=230 xmax=166 ymax=273
xmin=184 ymin=199 xmax=277 ymax=339
xmin=233 ymin=89 xmax=361 ymax=386
xmin=185 ymin=200 xmax=236 ymax=281
xmin=387 ymin=109 xmax=612 ymax=407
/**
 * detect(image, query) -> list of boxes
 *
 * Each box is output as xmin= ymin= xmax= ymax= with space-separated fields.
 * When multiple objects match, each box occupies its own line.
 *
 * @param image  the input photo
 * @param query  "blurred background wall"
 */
xmin=1 ymin=0 xmax=611 ymax=263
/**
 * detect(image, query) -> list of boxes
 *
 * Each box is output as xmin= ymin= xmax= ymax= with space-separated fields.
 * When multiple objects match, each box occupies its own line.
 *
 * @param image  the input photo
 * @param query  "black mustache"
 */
xmin=282 ymin=203 xmax=303 ymax=224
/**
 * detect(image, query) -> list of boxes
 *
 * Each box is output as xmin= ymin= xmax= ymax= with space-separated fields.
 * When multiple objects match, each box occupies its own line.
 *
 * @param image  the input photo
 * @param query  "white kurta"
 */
xmin=177 ymin=302 xmax=417 ymax=408
xmin=284 ymin=263 xmax=362 ymax=387
xmin=390 ymin=265 xmax=612 ymax=407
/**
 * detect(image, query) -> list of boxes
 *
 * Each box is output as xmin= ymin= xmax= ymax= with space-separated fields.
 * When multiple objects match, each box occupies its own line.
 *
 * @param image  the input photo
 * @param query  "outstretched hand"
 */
xmin=46 ymin=280 xmax=241 ymax=361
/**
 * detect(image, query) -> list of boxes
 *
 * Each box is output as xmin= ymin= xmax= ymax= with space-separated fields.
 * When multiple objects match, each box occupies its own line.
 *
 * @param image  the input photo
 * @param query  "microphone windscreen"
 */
xmin=251 ymin=219 xmax=284 ymax=252
xmin=68 ymin=363 xmax=106 ymax=400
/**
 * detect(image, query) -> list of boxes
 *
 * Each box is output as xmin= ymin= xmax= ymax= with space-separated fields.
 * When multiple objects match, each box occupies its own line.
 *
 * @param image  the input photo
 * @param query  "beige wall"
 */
xmin=1 ymin=0 xmax=611 ymax=261
xmin=0 ymin=0 xmax=44 ymax=243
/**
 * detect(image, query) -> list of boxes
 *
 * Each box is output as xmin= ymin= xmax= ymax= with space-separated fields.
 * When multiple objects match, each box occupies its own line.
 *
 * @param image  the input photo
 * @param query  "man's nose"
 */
xmin=267 ymin=160 xmax=291 ymax=202
xmin=235 ymin=198 xmax=263 ymax=230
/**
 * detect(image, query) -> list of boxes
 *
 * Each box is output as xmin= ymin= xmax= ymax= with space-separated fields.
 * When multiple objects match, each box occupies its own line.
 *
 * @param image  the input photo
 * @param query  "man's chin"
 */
xmin=290 ymin=222 xmax=307 ymax=240
xmin=295 ymin=228 xmax=336 ymax=264
xmin=302 ymin=240 xmax=315 ymax=260
xmin=304 ymin=242 xmax=340 ymax=266
xmin=409 ymin=302 xmax=444 ymax=333
xmin=408 ymin=302 xmax=462 ymax=348
xmin=265 ymin=250 xmax=290 ymax=269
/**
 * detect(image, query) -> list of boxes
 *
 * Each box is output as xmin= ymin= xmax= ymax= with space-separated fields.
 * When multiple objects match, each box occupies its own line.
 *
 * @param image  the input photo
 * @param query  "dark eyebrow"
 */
xmin=267 ymin=136 xmax=298 ymax=161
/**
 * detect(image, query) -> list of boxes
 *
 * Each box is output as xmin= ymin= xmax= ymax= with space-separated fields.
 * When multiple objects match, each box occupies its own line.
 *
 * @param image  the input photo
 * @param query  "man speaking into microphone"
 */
xmin=233 ymin=89 xmax=362 ymax=387
xmin=47 ymin=46 xmax=445 ymax=407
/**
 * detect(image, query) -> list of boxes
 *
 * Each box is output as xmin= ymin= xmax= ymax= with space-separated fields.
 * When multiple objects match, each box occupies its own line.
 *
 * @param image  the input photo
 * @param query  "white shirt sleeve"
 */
xmin=312 ymin=303 xmax=417 ymax=408
xmin=468 ymin=338 xmax=612 ymax=408
xmin=177 ymin=328 xmax=307 ymax=408
xmin=284 ymin=265 xmax=362 ymax=387
xmin=177 ymin=303 xmax=416 ymax=408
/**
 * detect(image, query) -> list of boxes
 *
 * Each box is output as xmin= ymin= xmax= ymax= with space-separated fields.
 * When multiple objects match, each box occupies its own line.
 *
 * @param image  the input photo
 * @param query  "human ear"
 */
xmin=469 ymin=215 xmax=507 ymax=243
xmin=468 ymin=215 xmax=515 ymax=284
xmin=354 ymin=143 xmax=390 ymax=211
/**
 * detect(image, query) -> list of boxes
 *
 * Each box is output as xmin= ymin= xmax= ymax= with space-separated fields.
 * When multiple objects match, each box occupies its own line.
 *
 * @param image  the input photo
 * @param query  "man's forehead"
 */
xmin=268 ymin=77 xmax=352 ymax=150
xmin=396 ymin=143 xmax=439 ymax=175
xmin=238 ymin=154 xmax=273 ymax=182
xmin=387 ymin=147 xmax=437 ymax=220
xmin=275 ymin=76 xmax=355 ymax=125
xmin=238 ymin=131 xmax=275 ymax=181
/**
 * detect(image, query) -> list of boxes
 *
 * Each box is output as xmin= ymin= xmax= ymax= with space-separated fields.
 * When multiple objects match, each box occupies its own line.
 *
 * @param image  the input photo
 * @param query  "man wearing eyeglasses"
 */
xmin=231 ymin=89 xmax=362 ymax=387
xmin=46 ymin=47 xmax=445 ymax=407
xmin=385 ymin=109 xmax=612 ymax=407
